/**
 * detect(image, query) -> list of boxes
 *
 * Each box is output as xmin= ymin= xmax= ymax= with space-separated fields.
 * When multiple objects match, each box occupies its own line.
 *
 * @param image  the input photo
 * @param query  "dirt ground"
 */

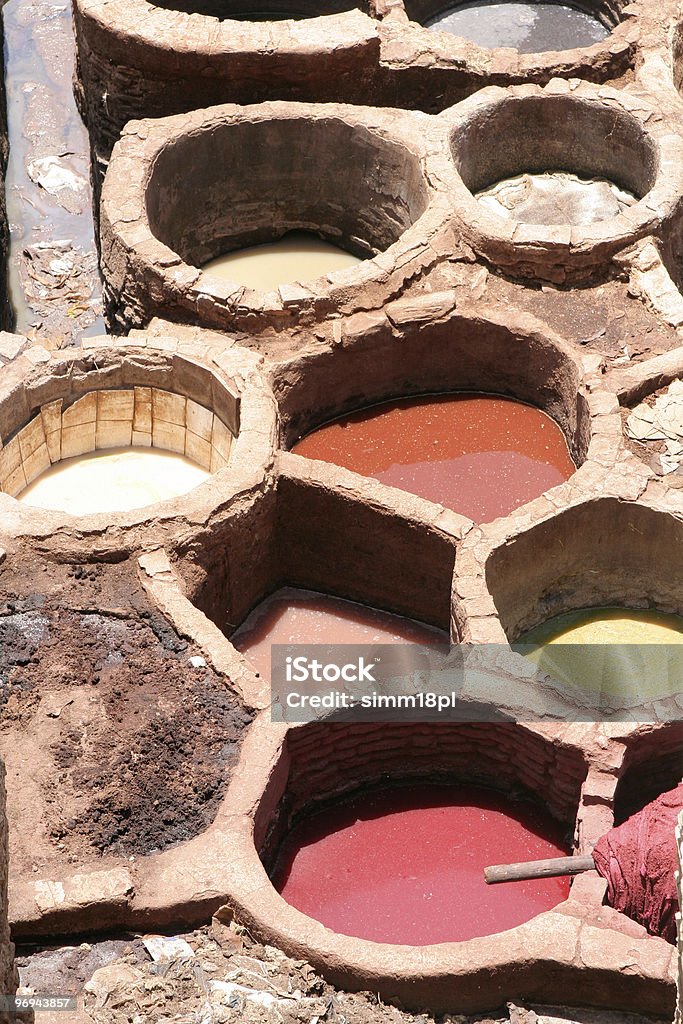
xmin=428 ymin=259 xmax=682 ymax=366
xmin=0 ymin=553 xmax=252 ymax=878
xmin=14 ymin=917 xmax=672 ymax=1024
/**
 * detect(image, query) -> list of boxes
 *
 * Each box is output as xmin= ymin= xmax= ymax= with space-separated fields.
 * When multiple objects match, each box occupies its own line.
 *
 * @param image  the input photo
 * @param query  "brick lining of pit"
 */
xmin=0 ymin=336 xmax=277 ymax=539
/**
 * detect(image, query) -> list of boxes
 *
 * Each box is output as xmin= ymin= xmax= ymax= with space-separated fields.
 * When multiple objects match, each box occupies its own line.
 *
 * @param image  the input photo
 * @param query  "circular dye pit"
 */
xmin=425 ymin=2 xmax=609 ymax=52
xmin=293 ymin=393 xmax=575 ymax=522
xmin=516 ymin=607 xmax=683 ymax=706
xmin=272 ymin=782 xmax=570 ymax=944
xmin=231 ymin=586 xmax=447 ymax=677
xmin=202 ymin=231 xmax=362 ymax=291
xmin=18 ymin=447 xmax=210 ymax=515
xmin=477 ymin=172 xmax=637 ymax=226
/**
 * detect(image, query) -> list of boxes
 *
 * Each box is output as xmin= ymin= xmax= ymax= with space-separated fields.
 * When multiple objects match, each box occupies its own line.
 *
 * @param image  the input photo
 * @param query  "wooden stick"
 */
xmin=484 ymin=855 xmax=595 ymax=884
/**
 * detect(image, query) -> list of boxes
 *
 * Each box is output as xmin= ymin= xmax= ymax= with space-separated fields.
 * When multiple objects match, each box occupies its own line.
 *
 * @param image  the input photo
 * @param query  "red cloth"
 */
xmin=592 ymin=782 xmax=682 ymax=943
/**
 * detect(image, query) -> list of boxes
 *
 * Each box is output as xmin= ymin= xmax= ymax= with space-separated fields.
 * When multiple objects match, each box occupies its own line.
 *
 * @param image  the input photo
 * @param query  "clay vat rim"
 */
xmin=398 ymin=0 xmax=636 ymax=75
xmin=441 ymin=82 xmax=683 ymax=282
xmin=74 ymin=1 xmax=378 ymax=58
xmin=0 ymin=342 xmax=276 ymax=535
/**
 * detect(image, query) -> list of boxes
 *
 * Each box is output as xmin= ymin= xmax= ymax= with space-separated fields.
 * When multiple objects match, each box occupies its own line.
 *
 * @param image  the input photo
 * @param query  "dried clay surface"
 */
xmin=0 ymin=554 xmax=252 ymax=880
xmin=15 ymin=920 xmax=674 ymax=1024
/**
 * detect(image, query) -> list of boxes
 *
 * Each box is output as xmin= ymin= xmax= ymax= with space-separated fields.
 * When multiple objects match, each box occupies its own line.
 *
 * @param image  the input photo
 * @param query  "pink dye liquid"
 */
xmin=231 ymin=587 xmax=448 ymax=677
xmin=293 ymin=393 xmax=576 ymax=523
xmin=273 ymin=783 xmax=570 ymax=944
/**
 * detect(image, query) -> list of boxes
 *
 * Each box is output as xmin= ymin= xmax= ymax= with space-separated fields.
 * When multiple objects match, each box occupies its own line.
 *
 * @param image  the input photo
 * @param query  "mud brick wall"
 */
xmin=0 ymin=761 xmax=15 ymax=1024
xmin=274 ymin=470 xmax=457 ymax=631
xmin=258 ymin=722 xmax=588 ymax=862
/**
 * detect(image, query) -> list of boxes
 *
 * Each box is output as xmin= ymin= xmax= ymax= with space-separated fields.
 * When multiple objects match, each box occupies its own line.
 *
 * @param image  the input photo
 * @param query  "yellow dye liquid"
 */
xmin=516 ymin=607 xmax=683 ymax=707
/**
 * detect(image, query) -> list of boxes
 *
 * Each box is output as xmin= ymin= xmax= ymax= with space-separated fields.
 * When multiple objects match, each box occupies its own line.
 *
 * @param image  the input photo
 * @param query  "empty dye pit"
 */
xmin=477 ymin=173 xmax=637 ymax=226
xmin=18 ymin=448 xmax=210 ymax=515
xmin=424 ymin=3 xmax=610 ymax=53
xmin=272 ymin=782 xmax=570 ymax=944
xmin=202 ymin=232 xmax=362 ymax=291
xmin=293 ymin=394 xmax=575 ymax=522
xmin=516 ymin=608 xmax=683 ymax=706
xmin=231 ymin=587 xmax=447 ymax=678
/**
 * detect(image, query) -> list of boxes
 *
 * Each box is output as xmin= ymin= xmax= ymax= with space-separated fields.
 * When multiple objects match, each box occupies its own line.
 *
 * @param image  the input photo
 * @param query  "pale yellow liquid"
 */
xmin=202 ymin=231 xmax=362 ymax=291
xmin=19 ymin=447 xmax=211 ymax=515
xmin=516 ymin=607 xmax=683 ymax=706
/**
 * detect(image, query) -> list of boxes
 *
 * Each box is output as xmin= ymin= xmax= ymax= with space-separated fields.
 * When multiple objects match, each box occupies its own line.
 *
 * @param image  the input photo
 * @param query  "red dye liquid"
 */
xmin=273 ymin=783 xmax=570 ymax=944
xmin=293 ymin=393 xmax=576 ymax=523
xmin=231 ymin=587 xmax=447 ymax=678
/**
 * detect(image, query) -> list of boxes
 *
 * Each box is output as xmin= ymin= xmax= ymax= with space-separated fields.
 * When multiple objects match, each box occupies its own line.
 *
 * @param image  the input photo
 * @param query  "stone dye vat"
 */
xmin=421 ymin=1 xmax=609 ymax=52
xmin=100 ymin=103 xmax=437 ymax=333
xmin=272 ymin=781 xmax=570 ymax=944
xmin=202 ymin=231 xmax=362 ymax=291
xmin=232 ymin=586 xmax=447 ymax=677
xmin=293 ymin=392 xmax=576 ymax=522
xmin=447 ymin=84 xmax=683 ymax=283
xmin=0 ymin=340 xmax=278 ymax=533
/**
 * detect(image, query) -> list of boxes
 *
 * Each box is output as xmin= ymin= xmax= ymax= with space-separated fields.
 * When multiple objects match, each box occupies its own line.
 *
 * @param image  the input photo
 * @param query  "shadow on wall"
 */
xmin=485 ymin=499 xmax=683 ymax=640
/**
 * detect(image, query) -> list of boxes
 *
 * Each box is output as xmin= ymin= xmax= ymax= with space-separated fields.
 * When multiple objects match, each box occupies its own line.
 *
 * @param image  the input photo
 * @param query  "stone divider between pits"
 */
xmin=0 ymin=334 xmax=278 ymax=543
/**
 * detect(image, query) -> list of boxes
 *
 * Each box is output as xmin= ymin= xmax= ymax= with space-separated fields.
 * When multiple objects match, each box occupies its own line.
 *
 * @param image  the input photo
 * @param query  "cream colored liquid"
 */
xmin=517 ymin=607 xmax=683 ymax=705
xmin=202 ymin=231 xmax=362 ymax=291
xmin=18 ymin=447 xmax=211 ymax=515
